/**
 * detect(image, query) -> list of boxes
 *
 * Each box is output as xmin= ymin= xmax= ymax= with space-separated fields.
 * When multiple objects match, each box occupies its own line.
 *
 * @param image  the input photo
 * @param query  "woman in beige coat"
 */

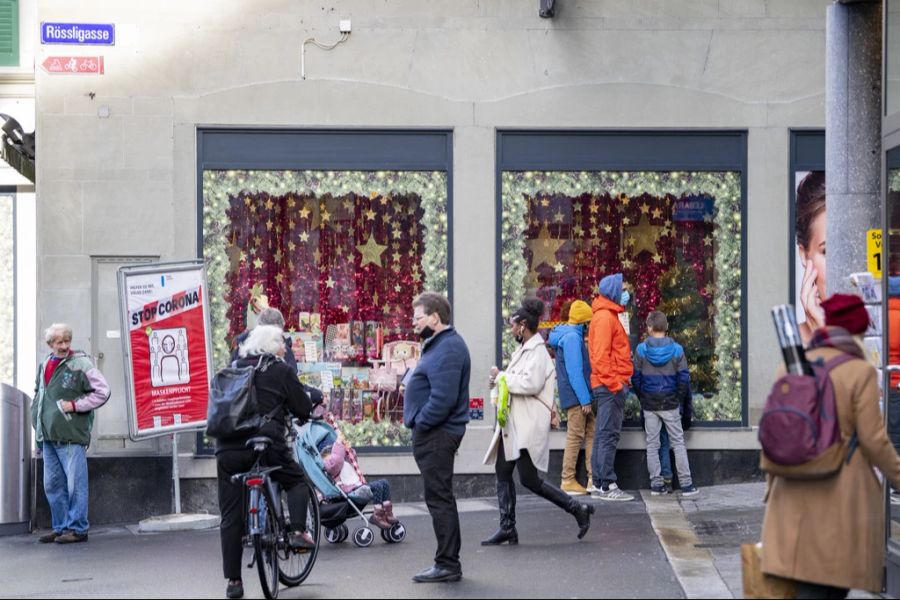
xmin=762 ymin=294 xmax=900 ymax=598
xmin=482 ymin=298 xmax=594 ymax=546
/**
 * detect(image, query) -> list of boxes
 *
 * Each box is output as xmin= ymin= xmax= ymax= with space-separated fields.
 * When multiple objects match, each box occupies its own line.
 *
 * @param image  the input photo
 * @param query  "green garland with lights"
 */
xmin=202 ymin=170 xmax=448 ymax=370
xmin=501 ymin=171 xmax=742 ymax=422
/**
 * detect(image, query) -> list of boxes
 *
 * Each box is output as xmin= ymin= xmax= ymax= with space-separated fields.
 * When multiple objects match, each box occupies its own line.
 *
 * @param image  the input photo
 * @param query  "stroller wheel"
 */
xmin=338 ymin=524 xmax=349 ymax=543
xmin=353 ymin=527 xmax=374 ymax=548
xmin=380 ymin=528 xmax=390 ymax=543
xmin=387 ymin=522 xmax=406 ymax=543
xmin=325 ymin=527 xmax=341 ymax=544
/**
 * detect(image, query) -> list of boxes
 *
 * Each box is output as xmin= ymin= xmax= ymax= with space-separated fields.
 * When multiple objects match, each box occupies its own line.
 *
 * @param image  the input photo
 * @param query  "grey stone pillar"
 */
xmin=826 ymin=1 xmax=883 ymax=295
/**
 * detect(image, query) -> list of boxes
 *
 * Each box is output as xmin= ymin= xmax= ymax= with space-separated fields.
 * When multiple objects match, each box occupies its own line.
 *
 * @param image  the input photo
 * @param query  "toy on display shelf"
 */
xmin=365 ymin=321 xmax=383 ymax=360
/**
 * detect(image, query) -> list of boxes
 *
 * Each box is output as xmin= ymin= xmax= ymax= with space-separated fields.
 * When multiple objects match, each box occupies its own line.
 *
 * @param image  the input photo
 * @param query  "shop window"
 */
xmin=500 ymin=171 xmax=742 ymax=423
xmin=202 ymin=170 xmax=449 ymax=448
xmin=0 ymin=193 xmax=12 ymax=384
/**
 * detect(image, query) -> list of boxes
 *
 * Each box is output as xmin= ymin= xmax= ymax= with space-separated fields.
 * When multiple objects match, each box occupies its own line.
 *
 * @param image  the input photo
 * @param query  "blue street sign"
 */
xmin=673 ymin=196 xmax=715 ymax=222
xmin=41 ymin=22 xmax=115 ymax=46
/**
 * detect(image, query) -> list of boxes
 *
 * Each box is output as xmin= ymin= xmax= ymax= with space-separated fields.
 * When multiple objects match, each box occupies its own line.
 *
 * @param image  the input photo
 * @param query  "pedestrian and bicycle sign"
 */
xmin=41 ymin=56 xmax=104 ymax=74
xmin=41 ymin=22 xmax=115 ymax=45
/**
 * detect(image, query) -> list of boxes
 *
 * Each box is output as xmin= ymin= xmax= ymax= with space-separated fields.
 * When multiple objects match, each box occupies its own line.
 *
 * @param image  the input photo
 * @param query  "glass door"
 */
xmin=885 ymin=145 xmax=900 ymax=596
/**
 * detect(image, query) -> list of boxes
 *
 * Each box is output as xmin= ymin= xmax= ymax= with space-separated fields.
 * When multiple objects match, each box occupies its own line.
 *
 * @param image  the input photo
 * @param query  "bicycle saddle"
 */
xmin=245 ymin=436 xmax=273 ymax=449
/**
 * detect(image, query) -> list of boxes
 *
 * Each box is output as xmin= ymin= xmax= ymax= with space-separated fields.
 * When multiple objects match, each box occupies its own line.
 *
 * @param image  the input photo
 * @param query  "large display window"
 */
xmin=500 ymin=171 xmax=742 ymax=422
xmin=202 ymin=169 xmax=449 ymax=448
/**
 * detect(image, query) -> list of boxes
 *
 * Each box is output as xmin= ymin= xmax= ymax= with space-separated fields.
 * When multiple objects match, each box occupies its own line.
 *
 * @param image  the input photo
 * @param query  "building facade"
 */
xmin=23 ymin=0 xmax=845 ymax=514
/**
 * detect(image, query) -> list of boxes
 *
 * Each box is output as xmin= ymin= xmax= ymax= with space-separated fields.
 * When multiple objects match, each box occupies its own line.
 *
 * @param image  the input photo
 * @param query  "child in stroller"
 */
xmin=294 ymin=415 xmax=407 ymax=548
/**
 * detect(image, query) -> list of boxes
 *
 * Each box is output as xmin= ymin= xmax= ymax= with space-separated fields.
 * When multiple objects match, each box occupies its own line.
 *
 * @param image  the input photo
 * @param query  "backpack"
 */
xmin=206 ymin=354 xmax=281 ymax=440
xmin=758 ymin=353 xmax=859 ymax=480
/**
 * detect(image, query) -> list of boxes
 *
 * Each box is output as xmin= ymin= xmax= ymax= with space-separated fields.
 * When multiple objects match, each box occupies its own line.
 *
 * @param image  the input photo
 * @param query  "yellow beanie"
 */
xmin=567 ymin=300 xmax=592 ymax=324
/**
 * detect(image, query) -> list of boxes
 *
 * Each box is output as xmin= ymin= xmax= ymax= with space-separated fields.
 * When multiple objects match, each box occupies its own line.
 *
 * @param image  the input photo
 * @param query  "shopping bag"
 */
xmin=740 ymin=543 xmax=796 ymax=599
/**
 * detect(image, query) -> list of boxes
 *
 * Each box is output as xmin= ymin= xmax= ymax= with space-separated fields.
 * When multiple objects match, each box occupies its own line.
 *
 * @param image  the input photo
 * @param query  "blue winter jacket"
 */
xmin=632 ymin=336 xmax=690 ymax=412
xmin=548 ymin=324 xmax=592 ymax=410
xmin=403 ymin=327 xmax=471 ymax=437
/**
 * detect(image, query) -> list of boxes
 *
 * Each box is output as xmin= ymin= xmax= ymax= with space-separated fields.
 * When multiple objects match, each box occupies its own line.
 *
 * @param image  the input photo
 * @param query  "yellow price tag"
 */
xmin=867 ymin=229 xmax=883 ymax=278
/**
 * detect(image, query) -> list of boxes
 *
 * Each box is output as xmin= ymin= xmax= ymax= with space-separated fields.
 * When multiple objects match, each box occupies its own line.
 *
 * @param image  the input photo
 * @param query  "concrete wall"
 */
xmin=34 ymin=0 xmax=831 ymax=467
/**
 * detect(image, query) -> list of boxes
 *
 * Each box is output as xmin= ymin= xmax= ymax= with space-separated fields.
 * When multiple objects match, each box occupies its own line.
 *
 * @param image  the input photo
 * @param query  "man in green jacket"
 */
xmin=31 ymin=323 xmax=110 ymax=544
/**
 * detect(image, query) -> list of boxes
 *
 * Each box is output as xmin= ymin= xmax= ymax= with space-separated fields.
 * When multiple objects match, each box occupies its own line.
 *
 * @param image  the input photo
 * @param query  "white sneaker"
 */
xmin=591 ymin=483 xmax=634 ymax=502
xmin=586 ymin=484 xmax=599 ymax=494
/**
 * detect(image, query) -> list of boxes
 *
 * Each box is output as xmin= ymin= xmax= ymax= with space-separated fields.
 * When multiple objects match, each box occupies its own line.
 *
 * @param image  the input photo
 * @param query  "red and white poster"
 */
xmin=118 ymin=261 xmax=214 ymax=440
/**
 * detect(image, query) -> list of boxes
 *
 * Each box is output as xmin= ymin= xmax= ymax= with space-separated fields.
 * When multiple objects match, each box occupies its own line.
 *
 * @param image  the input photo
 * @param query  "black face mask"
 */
xmin=514 ymin=335 xmax=524 ymax=345
xmin=419 ymin=326 xmax=435 ymax=341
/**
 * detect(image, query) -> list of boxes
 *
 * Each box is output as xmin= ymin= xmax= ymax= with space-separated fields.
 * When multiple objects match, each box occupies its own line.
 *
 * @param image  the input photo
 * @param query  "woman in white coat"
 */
xmin=482 ymin=298 xmax=595 ymax=545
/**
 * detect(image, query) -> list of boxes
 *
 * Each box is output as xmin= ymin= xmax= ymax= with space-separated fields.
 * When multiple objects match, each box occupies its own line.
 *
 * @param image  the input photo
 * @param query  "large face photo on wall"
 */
xmin=794 ymin=171 xmax=826 ymax=344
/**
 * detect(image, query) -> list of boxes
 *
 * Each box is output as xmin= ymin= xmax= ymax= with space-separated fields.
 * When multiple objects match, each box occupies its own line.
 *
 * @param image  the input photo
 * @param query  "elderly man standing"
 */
xmin=31 ymin=324 xmax=110 ymax=544
xmin=404 ymin=292 xmax=471 ymax=583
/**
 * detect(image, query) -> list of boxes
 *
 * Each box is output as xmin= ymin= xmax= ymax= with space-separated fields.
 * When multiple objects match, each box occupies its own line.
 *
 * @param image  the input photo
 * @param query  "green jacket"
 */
xmin=31 ymin=351 xmax=110 ymax=446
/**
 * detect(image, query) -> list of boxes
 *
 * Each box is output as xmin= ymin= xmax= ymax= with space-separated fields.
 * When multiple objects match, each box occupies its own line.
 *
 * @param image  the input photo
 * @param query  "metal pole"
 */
xmin=172 ymin=433 xmax=181 ymax=515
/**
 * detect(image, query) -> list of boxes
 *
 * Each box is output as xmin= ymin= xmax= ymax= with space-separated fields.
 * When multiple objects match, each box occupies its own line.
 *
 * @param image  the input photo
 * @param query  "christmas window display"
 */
xmin=501 ymin=171 xmax=743 ymax=423
xmin=0 ymin=194 xmax=12 ymax=385
xmin=203 ymin=170 xmax=449 ymax=448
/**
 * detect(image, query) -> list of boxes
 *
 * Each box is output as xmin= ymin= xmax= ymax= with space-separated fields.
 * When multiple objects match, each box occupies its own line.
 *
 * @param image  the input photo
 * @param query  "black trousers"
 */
xmin=495 ymin=443 xmax=577 ymax=530
xmin=216 ymin=447 xmax=310 ymax=580
xmin=413 ymin=427 xmax=464 ymax=572
xmin=794 ymin=581 xmax=848 ymax=599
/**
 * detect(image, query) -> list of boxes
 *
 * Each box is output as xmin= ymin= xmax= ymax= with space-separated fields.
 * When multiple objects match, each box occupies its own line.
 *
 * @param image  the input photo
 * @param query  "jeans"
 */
xmin=42 ymin=441 xmax=89 ymax=534
xmin=562 ymin=406 xmax=595 ymax=483
xmin=368 ymin=479 xmax=391 ymax=505
xmin=591 ymin=386 xmax=626 ymax=488
xmin=413 ymin=427 xmax=463 ymax=572
xmin=645 ymin=409 xmax=692 ymax=488
xmin=659 ymin=427 xmax=673 ymax=479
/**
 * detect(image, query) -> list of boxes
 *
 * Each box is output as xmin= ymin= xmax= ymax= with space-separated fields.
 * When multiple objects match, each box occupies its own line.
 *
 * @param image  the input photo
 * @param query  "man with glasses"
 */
xmin=404 ymin=292 xmax=471 ymax=583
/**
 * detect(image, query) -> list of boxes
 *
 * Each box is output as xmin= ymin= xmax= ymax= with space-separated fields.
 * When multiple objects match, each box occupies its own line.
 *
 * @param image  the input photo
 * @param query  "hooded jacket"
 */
xmin=632 ymin=336 xmax=690 ymax=412
xmin=548 ymin=323 xmax=591 ymax=410
xmin=588 ymin=274 xmax=633 ymax=391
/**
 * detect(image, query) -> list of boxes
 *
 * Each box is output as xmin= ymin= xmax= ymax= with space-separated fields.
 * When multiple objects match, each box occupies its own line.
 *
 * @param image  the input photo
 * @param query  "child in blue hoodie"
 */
xmin=632 ymin=311 xmax=699 ymax=496
xmin=548 ymin=300 xmax=595 ymax=496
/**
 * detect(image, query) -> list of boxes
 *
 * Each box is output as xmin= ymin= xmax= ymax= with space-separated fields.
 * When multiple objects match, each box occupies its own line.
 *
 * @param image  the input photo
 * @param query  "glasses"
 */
xmin=413 ymin=314 xmax=429 ymax=324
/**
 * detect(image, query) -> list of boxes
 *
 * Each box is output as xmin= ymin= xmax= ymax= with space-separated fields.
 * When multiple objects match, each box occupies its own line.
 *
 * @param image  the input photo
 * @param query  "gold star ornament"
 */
xmin=357 ymin=234 xmax=387 ymax=267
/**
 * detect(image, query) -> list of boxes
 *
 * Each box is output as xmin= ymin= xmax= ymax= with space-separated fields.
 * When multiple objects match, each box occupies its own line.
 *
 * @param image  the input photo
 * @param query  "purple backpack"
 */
xmin=758 ymin=354 xmax=858 ymax=479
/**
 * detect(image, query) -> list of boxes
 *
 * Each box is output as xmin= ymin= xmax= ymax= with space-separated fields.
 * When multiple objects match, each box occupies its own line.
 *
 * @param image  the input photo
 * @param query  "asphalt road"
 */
xmin=0 ymin=494 xmax=682 ymax=599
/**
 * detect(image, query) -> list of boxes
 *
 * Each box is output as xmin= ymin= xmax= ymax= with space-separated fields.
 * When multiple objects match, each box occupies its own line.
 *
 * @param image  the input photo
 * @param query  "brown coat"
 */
xmin=761 ymin=346 xmax=900 ymax=592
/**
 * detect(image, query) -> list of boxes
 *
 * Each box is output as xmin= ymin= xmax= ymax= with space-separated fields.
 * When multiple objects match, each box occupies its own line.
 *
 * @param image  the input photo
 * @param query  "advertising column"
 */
xmin=118 ymin=261 xmax=214 ymax=441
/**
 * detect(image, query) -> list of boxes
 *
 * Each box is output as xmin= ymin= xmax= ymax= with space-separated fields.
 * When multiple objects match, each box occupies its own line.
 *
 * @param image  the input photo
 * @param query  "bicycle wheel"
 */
xmin=278 ymin=482 xmax=321 ymax=587
xmin=254 ymin=491 xmax=280 ymax=600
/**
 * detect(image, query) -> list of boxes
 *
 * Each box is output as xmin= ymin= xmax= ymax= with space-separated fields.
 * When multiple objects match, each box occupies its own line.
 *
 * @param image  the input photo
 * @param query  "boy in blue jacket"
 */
xmin=548 ymin=300 xmax=595 ymax=496
xmin=632 ymin=311 xmax=699 ymax=496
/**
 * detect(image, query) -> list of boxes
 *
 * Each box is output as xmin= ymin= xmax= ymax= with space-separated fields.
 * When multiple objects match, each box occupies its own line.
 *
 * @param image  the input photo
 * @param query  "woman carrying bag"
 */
xmin=482 ymin=298 xmax=595 ymax=546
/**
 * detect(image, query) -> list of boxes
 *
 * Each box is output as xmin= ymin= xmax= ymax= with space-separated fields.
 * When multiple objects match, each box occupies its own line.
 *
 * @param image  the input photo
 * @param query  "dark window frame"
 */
xmin=495 ymin=129 xmax=749 ymax=427
xmin=788 ymin=130 xmax=826 ymax=306
xmin=195 ymin=128 xmax=454 ymax=455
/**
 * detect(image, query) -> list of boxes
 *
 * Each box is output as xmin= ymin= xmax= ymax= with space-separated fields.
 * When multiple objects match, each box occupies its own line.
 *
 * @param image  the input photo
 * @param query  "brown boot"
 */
xmin=370 ymin=505 xmax=391 ymax=529
xmin=382 ymin=501 xmax=399 ymax=525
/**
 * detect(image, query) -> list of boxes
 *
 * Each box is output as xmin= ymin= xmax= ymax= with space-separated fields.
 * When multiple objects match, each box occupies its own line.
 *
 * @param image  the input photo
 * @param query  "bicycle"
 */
xmin=231 ymin=436 xmax=321 ymax=600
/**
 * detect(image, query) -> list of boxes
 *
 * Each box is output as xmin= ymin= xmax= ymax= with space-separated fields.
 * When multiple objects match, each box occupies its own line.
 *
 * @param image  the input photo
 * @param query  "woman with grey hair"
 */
xmin=229 ymin=308 xmax=297 ymax=370
xmin=215 ymin=325 xmax=314 ymax=599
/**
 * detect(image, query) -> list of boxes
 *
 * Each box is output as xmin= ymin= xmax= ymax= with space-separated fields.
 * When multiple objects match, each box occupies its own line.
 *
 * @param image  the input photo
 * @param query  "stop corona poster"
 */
xmin=118 ymin=261 xmax=214 ymax=440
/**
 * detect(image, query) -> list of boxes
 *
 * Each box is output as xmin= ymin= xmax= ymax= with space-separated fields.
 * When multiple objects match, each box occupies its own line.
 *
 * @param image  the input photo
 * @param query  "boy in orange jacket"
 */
xmin=588 ymin=273 xmax=634 ymax=501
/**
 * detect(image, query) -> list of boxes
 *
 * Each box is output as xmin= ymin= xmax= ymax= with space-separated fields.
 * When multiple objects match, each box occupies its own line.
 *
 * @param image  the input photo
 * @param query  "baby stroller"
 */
xmin=293 ymin=416 xmax=407 ymax=547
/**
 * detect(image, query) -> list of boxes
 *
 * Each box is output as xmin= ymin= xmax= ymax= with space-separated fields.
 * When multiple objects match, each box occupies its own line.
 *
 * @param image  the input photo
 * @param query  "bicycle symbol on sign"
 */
xmin=80 ymin=59 xmax=97 ymax=72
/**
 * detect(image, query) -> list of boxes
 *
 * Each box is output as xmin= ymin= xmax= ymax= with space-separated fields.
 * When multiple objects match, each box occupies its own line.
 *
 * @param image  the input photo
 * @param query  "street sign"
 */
xmin=867 ymin=228 xmax=883 ymax=278
xmin=41 ymin=56 xmax=104 ymax=75
xmin=41 ymin=22 xmax=115 ymax=45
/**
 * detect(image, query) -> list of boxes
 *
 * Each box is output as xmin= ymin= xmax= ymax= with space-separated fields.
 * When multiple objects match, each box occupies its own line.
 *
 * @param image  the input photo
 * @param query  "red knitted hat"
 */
xmin=821 ymin=293 xmax=869 ymax=335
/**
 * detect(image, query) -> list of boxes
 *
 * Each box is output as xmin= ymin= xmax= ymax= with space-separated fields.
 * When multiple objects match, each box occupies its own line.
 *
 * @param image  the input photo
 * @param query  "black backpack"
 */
xmin=206 ymin=354 xmax=280 ymax=440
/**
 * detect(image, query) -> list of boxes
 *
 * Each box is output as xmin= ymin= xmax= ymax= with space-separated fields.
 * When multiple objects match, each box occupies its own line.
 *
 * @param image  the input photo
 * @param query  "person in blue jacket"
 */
xmin=548 ymin=300 xmax=595 ymax=496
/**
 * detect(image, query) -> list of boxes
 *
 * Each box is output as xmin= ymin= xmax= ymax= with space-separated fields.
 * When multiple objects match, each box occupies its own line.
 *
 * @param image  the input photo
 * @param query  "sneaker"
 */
xmin=591 ymin=483 xmax=634 ymax=502
xmin=650 ymin=484 xmax=670 ymax=496
xmin=663 ymin=477 xmax=673 ymax=489
xmin=680 ymin=485 xmax=700 ymax=497
xmin=54 ymin=531 xmax=88 ymax=544
xmin=561 ymin=479 xmax=588 ymax=496
xmin=226 ymin=579 xmax=244 ymax=599
xmin=38 ymin=530 xmax=63 ymax=544
xmin=586 ymin=483 xmax=600 ymax=494
xmin=288 ymin=530 xmax=316 ymax=549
